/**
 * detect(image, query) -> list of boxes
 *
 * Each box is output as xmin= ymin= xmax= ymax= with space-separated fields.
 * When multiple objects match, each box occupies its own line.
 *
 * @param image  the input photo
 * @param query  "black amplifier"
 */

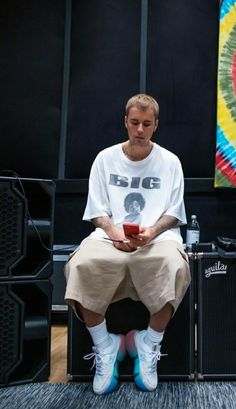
xmin=197 ymin=251 xmax=236 ymax=380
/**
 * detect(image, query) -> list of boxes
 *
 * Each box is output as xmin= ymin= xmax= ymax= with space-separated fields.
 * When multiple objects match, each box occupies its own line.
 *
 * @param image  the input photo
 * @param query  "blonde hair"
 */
xmin=125 ymin=94 xmax=159 ymax=119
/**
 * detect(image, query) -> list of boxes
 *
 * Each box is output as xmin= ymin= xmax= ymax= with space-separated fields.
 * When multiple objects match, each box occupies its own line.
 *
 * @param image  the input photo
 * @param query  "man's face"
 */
xmin=125 ymin=106 xmax=158 ymax=147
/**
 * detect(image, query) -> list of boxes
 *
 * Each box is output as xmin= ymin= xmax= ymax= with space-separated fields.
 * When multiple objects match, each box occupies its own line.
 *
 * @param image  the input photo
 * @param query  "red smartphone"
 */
xmin=123 ymin=223 xmax=140 ymax=237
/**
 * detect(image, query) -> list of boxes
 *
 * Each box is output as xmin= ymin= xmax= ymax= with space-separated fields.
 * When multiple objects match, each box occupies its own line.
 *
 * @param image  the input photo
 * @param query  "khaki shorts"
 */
xmin=64 ymin=237 xmax=191 ymax=316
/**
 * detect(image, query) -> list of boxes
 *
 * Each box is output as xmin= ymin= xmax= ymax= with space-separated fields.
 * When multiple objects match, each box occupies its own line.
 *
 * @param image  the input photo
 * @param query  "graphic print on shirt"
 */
xmin=109 ymin=174 xmax=161 ymax=225
xmin=109 ymin=174 xmax=161 ymax=189
xmin=122 ymin=193 xmax=145 ymax=224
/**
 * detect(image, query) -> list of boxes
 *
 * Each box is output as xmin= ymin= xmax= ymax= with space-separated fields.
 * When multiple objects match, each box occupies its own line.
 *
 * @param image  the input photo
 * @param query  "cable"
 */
xmin=0 ymin=169 xmax=79 ymax=253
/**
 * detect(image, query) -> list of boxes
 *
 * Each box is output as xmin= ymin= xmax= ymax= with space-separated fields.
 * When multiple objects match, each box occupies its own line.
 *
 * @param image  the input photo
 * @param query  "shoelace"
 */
xmin=140 ymin=350 xmax=168 ymax=374
xmin=83 ymin=347 xmax=112 ymax=376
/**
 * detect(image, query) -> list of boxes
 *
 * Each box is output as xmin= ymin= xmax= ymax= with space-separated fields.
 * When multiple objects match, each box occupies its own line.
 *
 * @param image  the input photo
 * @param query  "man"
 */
xmin=65 ymin=93 xmax=190 ymax=395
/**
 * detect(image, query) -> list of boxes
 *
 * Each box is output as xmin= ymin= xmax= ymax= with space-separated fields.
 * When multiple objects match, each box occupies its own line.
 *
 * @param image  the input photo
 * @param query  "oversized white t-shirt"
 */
xmin=83 ymin=143 xmax=186 ymax=245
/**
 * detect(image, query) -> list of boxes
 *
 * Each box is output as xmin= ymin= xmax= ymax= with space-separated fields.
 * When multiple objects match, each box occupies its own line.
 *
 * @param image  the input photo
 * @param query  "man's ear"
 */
xmin=154 ymin=119 xmax=159 ymax=131
xmin=124 ymin=116 xmax=128 ymax=128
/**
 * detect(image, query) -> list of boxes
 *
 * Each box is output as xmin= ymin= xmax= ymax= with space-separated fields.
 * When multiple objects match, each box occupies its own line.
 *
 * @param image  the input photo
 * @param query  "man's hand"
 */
xmin=92 ymin=215 xmax=178 ymax=252
xmin=126 ymin=226 xmax=156 ymax=248
xmin=109 ymin=226 xmax=138 ymax=252
xmin=92 ymin=216 xmax=138 ymax=252
xmin=125 ymin=215 xmax=179 ymax=248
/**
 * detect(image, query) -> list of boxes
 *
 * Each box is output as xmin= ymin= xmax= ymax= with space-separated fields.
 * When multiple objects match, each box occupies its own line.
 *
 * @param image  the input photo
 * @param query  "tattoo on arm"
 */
xmin=152 ymin=215 xmax=178 ymax=236
xmin=92 ymin=216 xmax=114 ymax=233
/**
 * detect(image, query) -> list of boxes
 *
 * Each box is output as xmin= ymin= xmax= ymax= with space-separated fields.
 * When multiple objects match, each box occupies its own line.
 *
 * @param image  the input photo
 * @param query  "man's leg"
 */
xmin=126 ymin=303 xmax=173 ymax=392
xmin=79 ymin=304 xmax=104 ymax=327
xmin=143 ymin=302 xmax=173 ymax=350
xmin=65 ymin=239 xmax=128 ymax=395
xmin=126 ymin=241 xmax=191 ymax=392
xmin=65 ymin=238 xmax=127 ymax=350
xmin=77 ymin=303 xmax=112 ymax=351
xmin=76 ymin=302 xmax=126 ymax=395
xmin=149 ymin=302 xmax=173 ymax=332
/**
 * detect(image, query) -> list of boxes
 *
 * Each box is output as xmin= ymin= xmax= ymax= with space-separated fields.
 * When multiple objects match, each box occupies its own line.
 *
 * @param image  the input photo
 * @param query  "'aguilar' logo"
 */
xmin=204 ymin=261 xmax=227 ymax=278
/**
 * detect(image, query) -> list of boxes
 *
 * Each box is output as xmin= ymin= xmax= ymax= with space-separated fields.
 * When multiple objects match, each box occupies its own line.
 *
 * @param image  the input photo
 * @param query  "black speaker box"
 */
xmin=67 ymin=256 xmax=195 ymax=381
xmin=0 ymin=177 xmax=55 ymax=280
xmin=51 ymin=245 xmax=77 ymax=313
xmin=197 ymin=252 xmax=236 ymax=380
xmin=0 ymin=177 xmax=55 ymax=386
xmin=0 ymin=279 xmax=52 ymax=386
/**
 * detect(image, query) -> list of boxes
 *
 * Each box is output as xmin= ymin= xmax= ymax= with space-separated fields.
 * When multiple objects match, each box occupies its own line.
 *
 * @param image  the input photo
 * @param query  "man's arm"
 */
xmin=129 ymin=215 xmax=178 ymax=247
xmin=92 ymin=216 xmax=137 ymax=252
xmin=149 ymin=215 xmax=178 ymax=238
xmin=92 ymin=214 xmax=179 ymax=250
xmin=92 ymin=216 xmax=115 ymax=236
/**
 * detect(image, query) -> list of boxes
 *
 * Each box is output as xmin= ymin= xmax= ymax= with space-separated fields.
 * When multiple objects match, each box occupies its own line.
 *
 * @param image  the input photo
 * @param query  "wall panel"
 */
xmin=147 ymin=0 xmax=219 ymax=177
xmin=65 ymin=0 xmax=141 ymax=178
xmin=0 ymin=0 xmax=65 ymax=178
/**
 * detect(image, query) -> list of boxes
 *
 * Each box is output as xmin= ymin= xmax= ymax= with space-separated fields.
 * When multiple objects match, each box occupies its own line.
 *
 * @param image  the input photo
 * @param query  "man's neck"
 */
xmin=122 ymin=141 xmax=153 ymax=161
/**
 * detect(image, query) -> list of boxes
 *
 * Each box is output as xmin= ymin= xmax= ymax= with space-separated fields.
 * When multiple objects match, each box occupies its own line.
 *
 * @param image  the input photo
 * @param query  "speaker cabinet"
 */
xmin=0 ymin=177 xmax=55 ymax=385
xmin=197 ymin=252 xmax=236 ymax=379
xmin=0 ymin=177 xmax=55 ymax=280
xmin=51 ymin=245 xmax=77 ymax=313
xmin=67 ymin=256 xmax=195 ymax=381
xmin=0 ymin=280 xmax=52 ymax=386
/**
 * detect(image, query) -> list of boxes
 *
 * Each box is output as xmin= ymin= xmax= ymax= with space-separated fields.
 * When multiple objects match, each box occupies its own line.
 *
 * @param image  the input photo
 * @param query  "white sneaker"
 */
xmin=126 ymin=330 xmax=162 ymax=392
xmin=84 ymin=334 xmax=126 ymax=395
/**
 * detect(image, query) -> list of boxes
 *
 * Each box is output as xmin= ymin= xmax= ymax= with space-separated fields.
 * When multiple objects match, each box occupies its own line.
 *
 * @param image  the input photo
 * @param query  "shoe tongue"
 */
xmin=96 ymin=343 xmax=113 ymax=355
xmin=142 ymin=340 xmax=156 ymax=353
xmin=152 ymin=344 xmax=159 ymax=352
xmin=143 ymin=342 xmax=159 ymax=353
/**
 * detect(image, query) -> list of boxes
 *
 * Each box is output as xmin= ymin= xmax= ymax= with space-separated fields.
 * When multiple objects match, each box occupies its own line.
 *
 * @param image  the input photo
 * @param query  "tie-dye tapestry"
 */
xmin=215 ymin=0 xmax=236 ymax=187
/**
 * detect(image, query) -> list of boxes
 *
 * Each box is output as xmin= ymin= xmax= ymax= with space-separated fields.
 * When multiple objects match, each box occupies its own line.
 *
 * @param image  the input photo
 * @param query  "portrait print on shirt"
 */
xmin=122 ymin=193 xmax=145 ymax=225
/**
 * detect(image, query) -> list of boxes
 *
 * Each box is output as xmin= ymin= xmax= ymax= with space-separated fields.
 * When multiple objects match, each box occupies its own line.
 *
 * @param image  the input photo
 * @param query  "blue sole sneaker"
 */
xmin=126 ymin=330 xmax=161 ymax=392
xmin=84 ymin=334 xmax=126 ymax=395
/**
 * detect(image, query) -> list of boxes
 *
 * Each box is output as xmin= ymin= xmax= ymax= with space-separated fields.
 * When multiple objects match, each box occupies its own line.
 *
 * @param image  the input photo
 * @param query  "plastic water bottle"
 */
xmin=186 ymin=215 xmax=200 ymax=250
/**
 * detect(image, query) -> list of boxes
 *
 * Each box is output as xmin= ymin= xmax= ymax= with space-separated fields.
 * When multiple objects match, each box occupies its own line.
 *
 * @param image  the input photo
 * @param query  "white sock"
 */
xmin=87 ymin=319 xmax=112 ymax=352
xmin=144 ymin=326 xmax=164 ymax=348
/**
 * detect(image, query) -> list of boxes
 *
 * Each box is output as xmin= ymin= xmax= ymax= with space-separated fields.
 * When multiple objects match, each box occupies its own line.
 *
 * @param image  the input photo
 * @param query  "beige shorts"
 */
xmin=64 ymin=237 xmax=191 ymax=316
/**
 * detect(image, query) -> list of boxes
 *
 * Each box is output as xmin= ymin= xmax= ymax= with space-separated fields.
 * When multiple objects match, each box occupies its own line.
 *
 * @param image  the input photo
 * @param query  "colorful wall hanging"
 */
xmin=215 ymin=0 xmax=236 ymax=187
